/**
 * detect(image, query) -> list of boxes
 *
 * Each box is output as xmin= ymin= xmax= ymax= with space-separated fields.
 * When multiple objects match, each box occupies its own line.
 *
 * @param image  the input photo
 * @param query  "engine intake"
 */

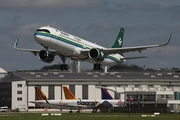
xmin=88 ymin=48 xmax=105 ymax=62
xmin=38 ymin=50 xmax=54 ymax=63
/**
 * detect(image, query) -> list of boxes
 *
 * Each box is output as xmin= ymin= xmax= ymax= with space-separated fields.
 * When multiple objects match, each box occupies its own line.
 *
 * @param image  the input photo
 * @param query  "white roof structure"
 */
xmin=0 ymin=68 xmax=7 ymax=78
xmin=0 ymin=68 xmax=7 ymax=73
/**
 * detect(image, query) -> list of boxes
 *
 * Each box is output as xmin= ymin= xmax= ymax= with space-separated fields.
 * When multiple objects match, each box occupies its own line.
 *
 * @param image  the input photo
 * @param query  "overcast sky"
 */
xmin=0 ymin=0 xmax=180 ymax=71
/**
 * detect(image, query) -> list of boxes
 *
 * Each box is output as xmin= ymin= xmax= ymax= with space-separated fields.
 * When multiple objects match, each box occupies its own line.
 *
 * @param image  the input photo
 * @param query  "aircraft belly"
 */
xmin=55 ymin=41 xmax=74 ymax=54
xmin=84 ymin=58 xmax=118 ymax=66
xmin=101 ymin=58 xmax=118 ymax=66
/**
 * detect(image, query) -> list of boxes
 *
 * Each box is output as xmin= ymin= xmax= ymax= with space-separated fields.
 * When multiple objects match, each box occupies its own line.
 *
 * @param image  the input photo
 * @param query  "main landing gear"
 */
xmin=93 ymin=63 xmax=102 ymax=70
xmin=68 ymin=110 xmax=80 ymax=113
xmin=59 ymin=55 xmax=69 ymax=71
xmin=60 ymin=64 xmax=69 ymax=71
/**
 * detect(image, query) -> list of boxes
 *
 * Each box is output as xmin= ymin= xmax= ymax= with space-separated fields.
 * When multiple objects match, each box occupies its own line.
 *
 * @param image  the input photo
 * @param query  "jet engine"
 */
xmin=38 ymin=50 xmax=55 ymax=63
xmin=88 ymin=48 xmax=105 ymax=62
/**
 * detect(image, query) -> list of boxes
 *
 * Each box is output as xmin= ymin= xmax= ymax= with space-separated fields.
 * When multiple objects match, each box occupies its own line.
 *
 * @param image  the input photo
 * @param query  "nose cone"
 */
xmin=34 ymin=27 xmax=51 ymax=45
xmin=34 ymin=33 xmax=41 ymax=43
xmin=34 ymin=32 xmax=45 ymax=44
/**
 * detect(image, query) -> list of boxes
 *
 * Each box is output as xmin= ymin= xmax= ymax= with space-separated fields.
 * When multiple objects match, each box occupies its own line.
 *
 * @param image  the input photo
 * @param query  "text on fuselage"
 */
xmin=77 ymin=100 xmax=98 ymax=105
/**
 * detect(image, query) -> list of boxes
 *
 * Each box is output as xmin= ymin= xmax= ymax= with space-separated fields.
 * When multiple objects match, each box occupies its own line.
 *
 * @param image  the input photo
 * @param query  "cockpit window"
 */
xmin=36 ymin=29 xmax=50 ymax=33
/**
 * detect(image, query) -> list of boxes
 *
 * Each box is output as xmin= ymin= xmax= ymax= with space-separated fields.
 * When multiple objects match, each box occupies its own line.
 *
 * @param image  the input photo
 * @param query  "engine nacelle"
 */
xmin=88 ymin=48 xmax=105 ymax=62
xmin=38 ymin=50 xmax=55 ymax=63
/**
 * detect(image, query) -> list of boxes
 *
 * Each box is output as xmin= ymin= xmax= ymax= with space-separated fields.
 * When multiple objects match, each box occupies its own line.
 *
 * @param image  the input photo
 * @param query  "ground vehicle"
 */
xmin=0 ymin=106 xmax=8 ymax=112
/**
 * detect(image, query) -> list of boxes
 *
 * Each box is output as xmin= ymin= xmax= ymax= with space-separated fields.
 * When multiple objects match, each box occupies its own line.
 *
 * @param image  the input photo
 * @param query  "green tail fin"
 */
xmin=112 ymin=28 xmax=124 ymax=48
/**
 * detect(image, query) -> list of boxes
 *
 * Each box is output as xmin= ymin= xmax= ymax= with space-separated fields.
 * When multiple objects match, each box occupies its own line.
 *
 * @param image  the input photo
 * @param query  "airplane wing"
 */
xmin=14 ymin=39 xmax=57 ymax=56
xmin=82 ymin=34 xmax=172 ymax=56
xmin=103 ymin=34 xmax=172 ymax=55
xmin=14 ymin=39 xmax=40 ymax=55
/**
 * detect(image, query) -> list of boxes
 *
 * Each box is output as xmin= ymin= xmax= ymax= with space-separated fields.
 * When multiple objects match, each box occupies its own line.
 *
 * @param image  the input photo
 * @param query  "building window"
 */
xmin=17 ymin=84 xmax=22 ymax=87
xmin=161 ymin=95 xmax=164 ymax=98
xmin=82 ymin=85 xmax=88 ymax=99
xmin=48 ymin=85 xmax=54 ymax=99
xmin=17 ymin=91 xmax=22 ymax=94
xmin=17 ymin=97 xmax=22 ymax=101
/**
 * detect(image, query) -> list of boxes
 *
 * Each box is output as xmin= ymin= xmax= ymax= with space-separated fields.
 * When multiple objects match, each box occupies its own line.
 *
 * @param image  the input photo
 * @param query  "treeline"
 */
xmin=41 ymin=64 xmax=61 ymax=70
xmin=108 ymin=64 xmax=155 ymax=72
xmin=41 ymin=63 xmax=180 ymax=72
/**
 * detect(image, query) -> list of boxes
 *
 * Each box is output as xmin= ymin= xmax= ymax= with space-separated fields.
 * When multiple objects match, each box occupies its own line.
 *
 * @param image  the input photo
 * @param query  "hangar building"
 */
xmin=0 ymin=70 xmax=180 ymax=113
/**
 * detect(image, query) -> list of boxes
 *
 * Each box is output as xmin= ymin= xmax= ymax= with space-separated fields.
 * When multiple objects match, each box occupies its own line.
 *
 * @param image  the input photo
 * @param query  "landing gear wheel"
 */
xmin=60 ymin=64 xmax=69 ymax=71
xmin=94 ymin=63 xmax=102 ymax=70
xmin=69 ymin=111 xmax=73 ymax=113
xmin=98 ymin=64 xmax=102 ymax=70
xmin=94 ymin=64 xmax=98 ymax=70
xmin=64 ymin=64 xmax=69 ymax=71
xmin=60 ymin=65 xmax=64 ymax=71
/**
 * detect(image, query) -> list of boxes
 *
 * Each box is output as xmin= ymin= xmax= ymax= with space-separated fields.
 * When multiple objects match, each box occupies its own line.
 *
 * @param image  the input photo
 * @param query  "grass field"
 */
xmin=0 ymin=112 xmax=180 ymax=120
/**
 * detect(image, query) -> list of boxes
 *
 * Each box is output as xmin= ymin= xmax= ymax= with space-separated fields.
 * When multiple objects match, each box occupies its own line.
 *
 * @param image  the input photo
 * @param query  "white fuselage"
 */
xmin=32 ymin=99 xmax=126 ymax=110
xmin=34 ymin=26 xmax=123 ymax=66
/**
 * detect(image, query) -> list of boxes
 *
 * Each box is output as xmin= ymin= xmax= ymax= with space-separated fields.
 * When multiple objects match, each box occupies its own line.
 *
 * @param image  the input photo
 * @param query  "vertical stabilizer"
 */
xmin=34 ymin=87 xmax=48 ymax=100
xmin=101 ymin=88 xmax=113 ymax=99
xmin=112 ymin=28 xmax=124 ymax=48
xmin=63 ymin=86 xmax=78 ymax=100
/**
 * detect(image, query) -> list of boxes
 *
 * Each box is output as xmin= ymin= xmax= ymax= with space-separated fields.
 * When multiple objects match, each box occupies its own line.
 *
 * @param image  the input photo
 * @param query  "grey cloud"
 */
xmin=167 ymin=26 xmax=180 ymax=36
xmin=84 ymin=23 xmax=119 ymax=39
xmin=0 ymin=0 xmax=107 ymax=12
xmin=164 ymin=5 xmax=180 ymax=14
xmin=101 ymin=2 xmax=162 ymax=16
xmin=0 ymin=23 xmax=39 ymax=39
xmin=12 ymin=24 xmax=42 ymax=38
xmin=164 ymin=5 xmax=180 ymax=21
xmin=128 ymin=2 xmax=161 ymax=12
xmin=125 ymin=24 xmax=168 ymax=34
xmin=114 ymin=2 xmax=161 ymax=13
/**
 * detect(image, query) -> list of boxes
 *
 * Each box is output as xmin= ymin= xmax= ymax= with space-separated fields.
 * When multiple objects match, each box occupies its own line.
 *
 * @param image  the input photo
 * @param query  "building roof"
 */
xmin=1 ymin=70 xmax=179 ymax=86
xmin=0 ymin=68 xmax=7 ymax=73
xmin=0 ymin=68 xmax=7 ymax=79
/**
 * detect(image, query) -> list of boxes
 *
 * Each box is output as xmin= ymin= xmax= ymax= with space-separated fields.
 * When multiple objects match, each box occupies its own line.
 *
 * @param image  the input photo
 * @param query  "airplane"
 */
xmin=31 ymin=86 xmax=126 ymax=113
xmin=100 ymin=87 xmax=134 ymax=105
xmin=14 ymin=26 xmax=172 ymax=70
xmin=31 ymin=87 xmax=80 ymax=110
xmin=63 ymin=86 xmax=126 ymax=112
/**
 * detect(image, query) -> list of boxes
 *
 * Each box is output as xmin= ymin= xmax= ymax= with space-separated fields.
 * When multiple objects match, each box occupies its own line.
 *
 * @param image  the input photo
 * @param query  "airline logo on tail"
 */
xmin=118 ymin=38 xmax=122 ymax=46
xmin=112 ymin=28 xmax=124 ymax=48
xmin=63 ymin=86 xmax=78 ymax=100
xmin=101 ymin=88 xmax=113 ymax=99
xmin=34 ymin=87 xmax=48 ymax=100
xmin=34 ymin=87 xmax=49 ymax=104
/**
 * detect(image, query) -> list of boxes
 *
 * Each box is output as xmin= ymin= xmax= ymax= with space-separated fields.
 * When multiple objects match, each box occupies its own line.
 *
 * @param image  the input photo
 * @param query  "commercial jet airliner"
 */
xmin=31 ymin=86 xmax=126 ymax=113
xmin=14 ymin=26 xmax=172 ymax=70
